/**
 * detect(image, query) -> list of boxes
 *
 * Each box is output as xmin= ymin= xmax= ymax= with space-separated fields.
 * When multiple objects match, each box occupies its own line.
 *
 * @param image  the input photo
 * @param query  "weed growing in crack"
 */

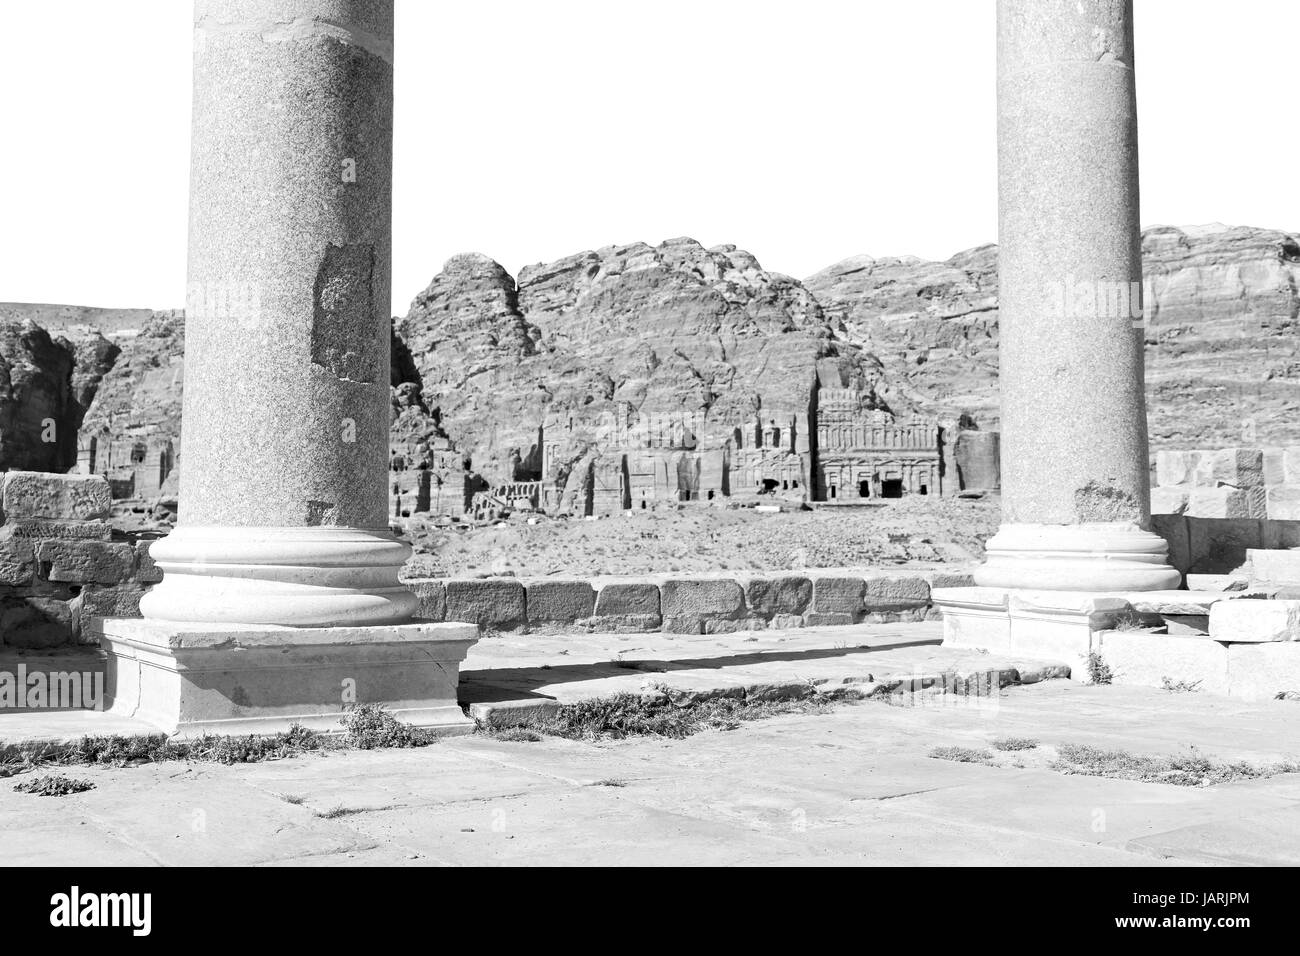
xmin=13 ymin=774 xmax=95 ymax=796
xmin=1086 ymin=652 xmax=1113 ymax=685
xmin=928 ymin=746 xmax=995 ymax=764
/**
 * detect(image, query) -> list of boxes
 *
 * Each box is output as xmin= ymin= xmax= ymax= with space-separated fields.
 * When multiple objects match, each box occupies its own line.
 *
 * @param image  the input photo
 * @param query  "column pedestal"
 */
xmin=97 ymin=618 xmax=477 ymax=738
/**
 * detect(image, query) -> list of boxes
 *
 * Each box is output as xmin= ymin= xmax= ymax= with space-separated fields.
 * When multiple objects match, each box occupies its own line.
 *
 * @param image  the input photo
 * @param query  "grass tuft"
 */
xmin=928 ymin=745 xmax=995 ymax=764
xmin=477 ymin=691 xmax=841 ymax=742
xmin=1052 ymin=743 xmax=1300 ymax=787
xmin=992 ymin=736 xmax=1040 ymax=752
xmin=0 ymin=705 xmax=431 ymax=773
xmin=1086 ymin=652 xmax=1113 ymax=685
xmin=14 ymin=773 xmax=95 ymax=796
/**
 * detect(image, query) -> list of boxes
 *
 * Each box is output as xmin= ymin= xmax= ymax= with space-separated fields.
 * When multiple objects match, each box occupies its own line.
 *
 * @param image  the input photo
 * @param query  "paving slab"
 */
xmin=3 ymin=626 xmax=1300 ymax=865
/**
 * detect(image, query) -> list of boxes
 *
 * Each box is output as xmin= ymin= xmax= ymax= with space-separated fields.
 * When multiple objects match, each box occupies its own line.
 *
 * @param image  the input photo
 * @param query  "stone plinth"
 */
xmin=981 ymin=0 xmax=1176 ymax=592
xmin=97 ymin=618 xmax=477 ymax=737
xmin=934 ymin=586 xmax=1245 ymax=677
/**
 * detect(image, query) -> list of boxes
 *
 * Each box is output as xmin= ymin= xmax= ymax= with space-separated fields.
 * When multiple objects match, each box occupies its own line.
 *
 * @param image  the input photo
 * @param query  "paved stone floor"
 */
xmin=3 ymin=654 xmax=1300 ymax=865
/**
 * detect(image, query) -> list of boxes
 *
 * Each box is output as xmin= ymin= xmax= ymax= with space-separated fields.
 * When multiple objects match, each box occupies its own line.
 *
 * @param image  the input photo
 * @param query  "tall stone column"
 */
xmin=99 ymin=0 xmax=476 ymax=738
xmin=976 ymin=0 xmax=1179 ymax=592
xmin=139 ymin=0 xmax=417 ymax=625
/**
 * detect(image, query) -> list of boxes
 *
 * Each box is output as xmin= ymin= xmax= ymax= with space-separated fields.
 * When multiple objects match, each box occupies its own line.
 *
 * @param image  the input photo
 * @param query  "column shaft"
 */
xmin=977 ymin=0 xmax=1178 ymax=591
xmin=140 ymin=0 xmax=416 ymax=625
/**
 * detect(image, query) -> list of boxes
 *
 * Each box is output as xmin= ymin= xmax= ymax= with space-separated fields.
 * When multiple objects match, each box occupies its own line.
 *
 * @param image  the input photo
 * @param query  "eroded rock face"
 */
xmin=805 ymin=225 xmax=1300 ymax=450
xmin=398 ymin=238 xmax=894 ymax=484
xmin=1142 ymin=225 xmax=1300 ymax=449
xmin=78 ymin=311 xmax=185 ymax=457
xmin=0 ymin=321 xmax=80 ymax=471
xmin=805 ymin=245 xmax=999 ymax=425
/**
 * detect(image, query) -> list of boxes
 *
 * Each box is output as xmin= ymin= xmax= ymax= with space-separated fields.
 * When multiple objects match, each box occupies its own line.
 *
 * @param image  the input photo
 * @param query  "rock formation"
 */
xmin=397 ymin=238 xmax=895 ymax=488
xmin=0 ymin=320 xmax=117 ymax=473
xmin=806 ymin=225 xmax=1300 ymax=450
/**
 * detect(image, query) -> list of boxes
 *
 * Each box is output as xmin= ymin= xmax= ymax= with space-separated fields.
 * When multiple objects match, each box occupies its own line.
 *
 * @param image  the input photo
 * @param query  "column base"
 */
xmin=94 ymin=617 xmax=478 ymax=738
xmin=974 ymin=522 xmax=1181 ymax=592
xmin=139 ymin=525 xmax=418 ymax=627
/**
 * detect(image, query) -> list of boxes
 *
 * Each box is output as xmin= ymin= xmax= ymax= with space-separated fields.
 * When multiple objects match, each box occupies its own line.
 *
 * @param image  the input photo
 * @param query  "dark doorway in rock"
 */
xmin=761 ymin=479 xmax=779 ymax=494
xmin=858 ymin=480 xmax=871 ymax=498
xmin=881 ymin=479 xmax=904 ymax=499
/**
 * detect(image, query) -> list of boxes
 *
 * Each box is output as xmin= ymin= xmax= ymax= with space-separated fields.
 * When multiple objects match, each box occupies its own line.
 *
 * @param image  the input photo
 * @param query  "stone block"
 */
xmin=1227 ymin=642 xmax=1300 ymax=701
xmin=468 ymin=697 xmax=561 ymax=728
xmin=405 ymin=580 xmax=446 ymax=620
xmin=810 ymin=575 xmax=865 ymax=616
xmin=35 ymin=540 xmax=135 ymax=586
xmin=1185 ymin=573 xmax=1249 ymax=592
xmin=742 ymin=575 xmax=812 ymax=617
xmin=863 ymin=574 xmax=930 ymax=610
xmin=99 ymin=618 xmax=479 ymax=737
xmin=1150 ymin=513 xmax=1190 ymax=575
xmin=1260 ymin=520 xmax=1300 ymax=550
xmin=2 ymin=518 xmax=112 ymax=542
xmin=1263 ymin=447 xmax=1287 ymax=486
xmin=804 ymin=612 xmax=855 ymax=627
xmin=1155 ymin=449 xmax=1195 ymax=487
xmin=1209 ymin=599 xmax=1300 ymax=643
xmin=659 ymin=578 xmax=744 ymax=621
xmin=0 ymin=529 xmax=35 ymax=586
xmin=583 ymin=613 xmax=661 ymax=633
xmin=1193 ymin=448 xmax=1264 ymax=489
xmin=744 ymin=680 xmax=816 ymax=703
xmin=1164 ymin=615 xmax=1209 ymax=635
xmin=662 ymin=616 xmax=704 ymax=634
xmin=1266 ymin=486 xmax=1300 ymax=521
xmin=1187 ymin=486 xmax=1264 ymax=520
xmin=0 ymin=595 xmax=74 ymax=649
xmin=133 ymin=539 xmax=165 ymax=584
xmin=445 ymin=578 xmax=526 ymax=627
xmin=1097 ymin=630 xmax=1230 ymax=695
xmin=594 ymin=581 xmax=660 ymax=617
xmin=1150 ymin=486 xmax=1189 ymax=516
xmin=1245 ymin=549 xmax=1300 ymax=586
xmin=925 ymin=570 xmax=976 ymax=590
xmin=1 ymin=471 xmax=112 ymax=521
xmin=525 ymin=579 xmax=596 ymax=623
xmin=1186 ymin=517 xmax=1262 ymax=574
xmin=1284 ymin=447 xmax=1300 ymax=484
xmin=703 ymin=618 xmax=765 ymax=634
xmin=79 ymin=584 xmax=147 ymax=623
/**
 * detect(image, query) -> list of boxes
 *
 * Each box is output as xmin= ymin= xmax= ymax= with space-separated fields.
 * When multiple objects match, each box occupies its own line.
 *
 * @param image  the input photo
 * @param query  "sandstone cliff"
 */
xmin=805 ymin=224 xmax=1300 ymax=449
xmin=77 ymin=311 xmax=185 ymax=459
xmin=0 ymin=320 xmax=119 ymax=472
xmin=397 ymin=238 xmax=895 ymax=484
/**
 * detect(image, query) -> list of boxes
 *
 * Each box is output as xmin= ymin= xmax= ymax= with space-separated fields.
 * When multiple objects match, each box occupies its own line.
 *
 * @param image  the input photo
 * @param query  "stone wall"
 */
xmin=1151 ymin=512 xmax=1300 ymax=583
xmin=0 ymin=471 xmax=158 ymax=648
xmin=1152 ymin=447 xmax=1300 ymax=520
xmin=404 ymin=567 xmax=973 ymax=633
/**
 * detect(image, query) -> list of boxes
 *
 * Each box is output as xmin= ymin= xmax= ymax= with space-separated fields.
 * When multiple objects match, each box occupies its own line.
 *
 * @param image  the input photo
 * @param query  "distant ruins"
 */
xmin=401 ymin=379 xmax=999 ymax=523
xmin=77 ymin=433 xmax=175 ymax=500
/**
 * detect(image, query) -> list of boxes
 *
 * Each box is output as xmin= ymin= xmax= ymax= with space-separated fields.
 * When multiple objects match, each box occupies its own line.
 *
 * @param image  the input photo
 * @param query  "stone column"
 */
xmin=976 ymin=0 xmax=1179 ymax=592
xmin=139 ymin=0 xmax=417 ymax=625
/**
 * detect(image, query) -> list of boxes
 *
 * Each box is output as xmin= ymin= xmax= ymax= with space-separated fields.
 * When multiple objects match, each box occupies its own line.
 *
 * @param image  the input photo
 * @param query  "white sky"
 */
xmin=1 ymin=0 xmax=1296 ymax=314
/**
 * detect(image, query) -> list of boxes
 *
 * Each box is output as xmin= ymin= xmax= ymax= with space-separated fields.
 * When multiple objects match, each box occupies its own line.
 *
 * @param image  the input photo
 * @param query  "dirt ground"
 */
xmin=403 ymin=496 xmax=1000 ymax=578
